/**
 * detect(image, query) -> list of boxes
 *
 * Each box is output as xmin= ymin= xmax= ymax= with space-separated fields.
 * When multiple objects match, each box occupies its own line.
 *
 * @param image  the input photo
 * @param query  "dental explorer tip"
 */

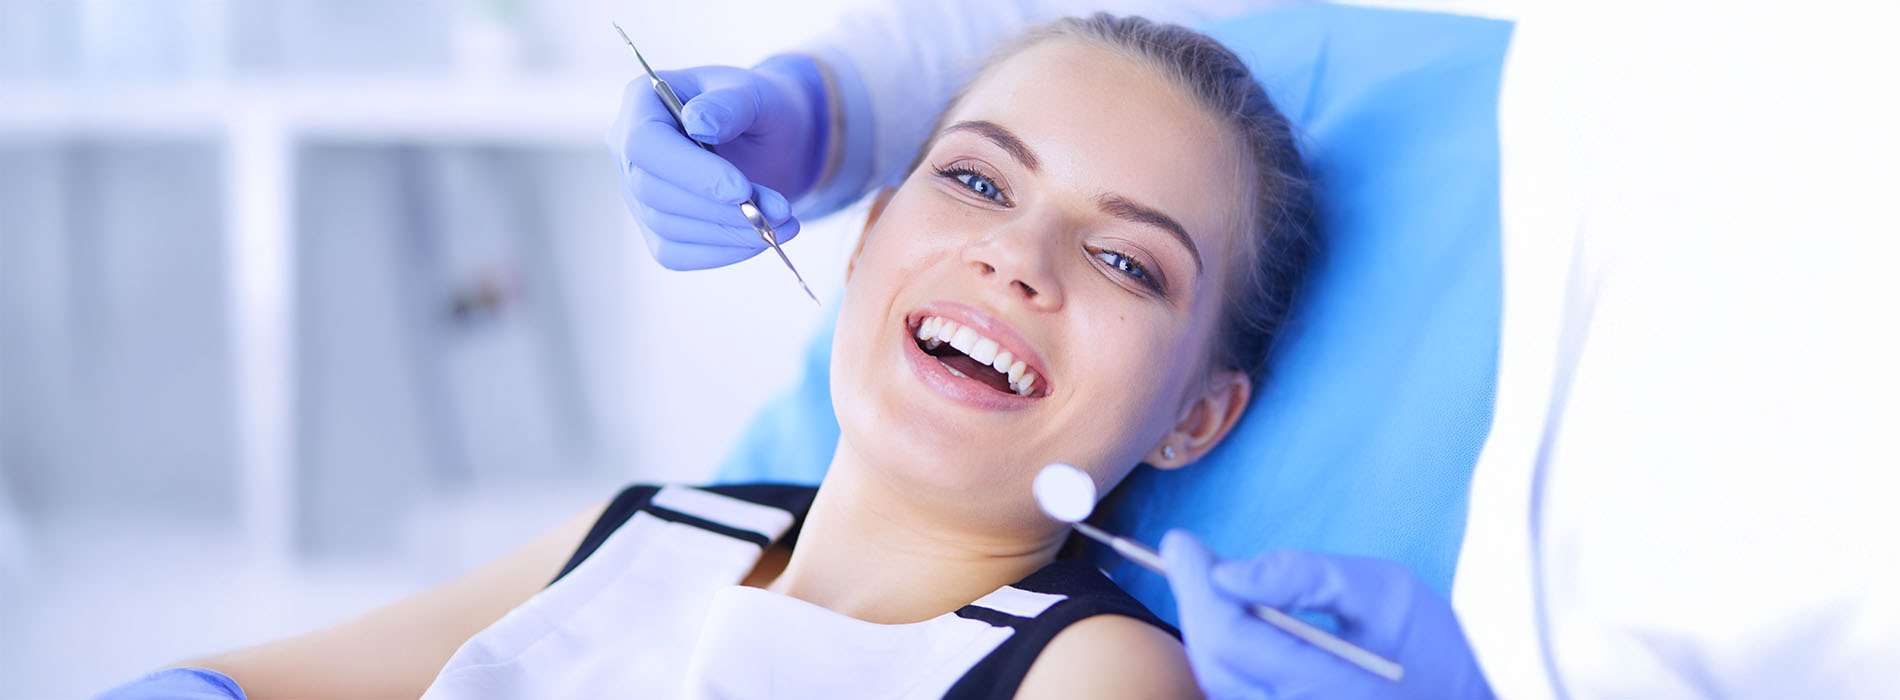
xmin=613 ymin=23 xmax=658 ymax=78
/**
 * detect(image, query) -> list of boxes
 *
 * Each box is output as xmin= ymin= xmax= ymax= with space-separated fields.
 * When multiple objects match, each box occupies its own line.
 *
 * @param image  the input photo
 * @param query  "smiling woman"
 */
xmin=158 ymin=13 xmax=1313 ymax=700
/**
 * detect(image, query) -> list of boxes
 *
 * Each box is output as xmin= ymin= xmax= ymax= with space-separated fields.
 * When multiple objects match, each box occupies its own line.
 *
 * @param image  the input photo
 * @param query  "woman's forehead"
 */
xmin=939 ymin=40 xmax=1248 ymax=264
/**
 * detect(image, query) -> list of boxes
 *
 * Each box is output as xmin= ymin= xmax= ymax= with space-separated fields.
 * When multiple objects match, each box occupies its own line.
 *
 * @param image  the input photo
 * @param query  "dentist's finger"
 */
xmin=1210 ymin=550 xmax=1413 ymax=630
xmin=610 ymin=79 xmax=752 ymax=205
xmin=618 ymin=178 xmax=758 ymax=261
xmin=664 ymin=67 xmax=769 ymax=146
xmin=1201 ymin=598 xmax=1368 ymax=694
xmin=630 ymin=173 xmax=796 ymax=230
xmin=1162 ymin=530 xmax=1270 ymax=700
xmin=618 ymin=171 xmax=800 ymax=250
xmin=633 ymin=205 xmax=801 ymax=259
xmin=637 ymin=225 xmax=765 ymax=271
xmin=624 ymin=165 xmax=750 ymax=229
xmin=621 ymin=119 xmax=753 ymax=204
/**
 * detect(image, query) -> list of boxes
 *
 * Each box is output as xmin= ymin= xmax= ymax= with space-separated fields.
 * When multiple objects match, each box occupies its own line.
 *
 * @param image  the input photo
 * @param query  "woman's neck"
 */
xmin=765 ymin=440 xmax=1066 ymax=624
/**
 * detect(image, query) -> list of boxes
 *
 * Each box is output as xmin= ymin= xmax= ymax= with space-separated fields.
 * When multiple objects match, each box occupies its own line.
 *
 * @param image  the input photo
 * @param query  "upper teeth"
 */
xmin=915 ymin=315 xmax=1039 ymax=397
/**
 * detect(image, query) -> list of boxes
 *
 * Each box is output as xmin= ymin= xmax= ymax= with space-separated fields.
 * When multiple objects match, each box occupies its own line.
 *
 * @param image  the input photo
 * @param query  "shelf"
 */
xmin=0 ymin=74 xmax=639 ymax=567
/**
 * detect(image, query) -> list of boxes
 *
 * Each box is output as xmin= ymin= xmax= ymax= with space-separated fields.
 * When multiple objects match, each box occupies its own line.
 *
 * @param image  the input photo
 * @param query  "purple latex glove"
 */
xmin=607 ymin=54 xmax=827 ymax=270
xmin=1162 ymin=530 xmax=1493 ymax=700
xmin=95 ymin=667 xmax=245 ymax=700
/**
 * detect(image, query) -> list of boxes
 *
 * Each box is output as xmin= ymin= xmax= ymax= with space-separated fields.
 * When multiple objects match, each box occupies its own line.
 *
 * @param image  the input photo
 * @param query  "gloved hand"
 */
xmin=607 ymin=54 xmax=828 ymax=270
xmin=1161 ymin=531 xmax=1493 ymax=700
xmin=95 ymin=667 xmax=245 ymax=700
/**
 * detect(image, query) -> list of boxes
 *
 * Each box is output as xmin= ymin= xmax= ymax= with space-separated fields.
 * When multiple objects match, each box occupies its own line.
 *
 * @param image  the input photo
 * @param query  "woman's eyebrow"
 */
xmin=943 ymin=120 xmax=1042 ymax=172
xmin=1097 ymin=194 xmax=1203 ymax=275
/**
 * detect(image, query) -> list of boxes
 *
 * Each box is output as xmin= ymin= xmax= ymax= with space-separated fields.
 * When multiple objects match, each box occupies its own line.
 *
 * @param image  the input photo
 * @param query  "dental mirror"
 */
xmin=1030 ymin=461 xmax=1406 ymax=682
xmin=1033 ymin=462 xmax=1097 ymax=524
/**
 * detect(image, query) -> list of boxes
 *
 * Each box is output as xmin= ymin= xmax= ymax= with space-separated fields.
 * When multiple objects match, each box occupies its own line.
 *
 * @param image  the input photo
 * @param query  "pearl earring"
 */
xmin=1161 ymin=445 xmax=1176 ymax=460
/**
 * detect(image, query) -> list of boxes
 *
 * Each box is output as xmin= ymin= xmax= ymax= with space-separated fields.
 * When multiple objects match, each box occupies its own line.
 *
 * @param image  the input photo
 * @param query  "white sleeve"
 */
xmin=794 ymin=0 xmax=1274 ymax=216
xmin=1456 ymin=3 xmax=1900 ymax=698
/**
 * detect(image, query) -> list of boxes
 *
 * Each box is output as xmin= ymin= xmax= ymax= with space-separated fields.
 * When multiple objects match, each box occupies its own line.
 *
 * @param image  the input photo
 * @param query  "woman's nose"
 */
xmin=960 ymin=215 xmax=1064 ymax=309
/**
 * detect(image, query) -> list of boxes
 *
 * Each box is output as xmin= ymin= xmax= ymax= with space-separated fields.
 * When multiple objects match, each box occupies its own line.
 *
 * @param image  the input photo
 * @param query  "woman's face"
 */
xmin=831 ymin=39 xmax=1249 ymax=530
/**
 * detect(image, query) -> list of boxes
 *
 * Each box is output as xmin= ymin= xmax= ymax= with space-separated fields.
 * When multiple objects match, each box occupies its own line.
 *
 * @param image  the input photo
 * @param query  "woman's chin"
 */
xmin=838 ymin=405 xmax=1023 ymax=491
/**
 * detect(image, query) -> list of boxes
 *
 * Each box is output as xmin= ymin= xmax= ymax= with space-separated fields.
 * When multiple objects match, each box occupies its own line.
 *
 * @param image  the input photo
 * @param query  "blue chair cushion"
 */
xmin=716 ymin=3 xmax=1512 ymax=624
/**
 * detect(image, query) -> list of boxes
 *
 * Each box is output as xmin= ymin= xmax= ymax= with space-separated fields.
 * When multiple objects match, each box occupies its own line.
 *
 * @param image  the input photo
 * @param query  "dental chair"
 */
xmin=716 ymin=3 xmax=1514 ymax=623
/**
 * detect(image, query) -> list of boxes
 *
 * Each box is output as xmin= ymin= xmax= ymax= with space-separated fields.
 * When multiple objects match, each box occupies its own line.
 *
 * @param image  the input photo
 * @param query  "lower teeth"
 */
xmin=919 ymin=335 xmax=1026 ymax=395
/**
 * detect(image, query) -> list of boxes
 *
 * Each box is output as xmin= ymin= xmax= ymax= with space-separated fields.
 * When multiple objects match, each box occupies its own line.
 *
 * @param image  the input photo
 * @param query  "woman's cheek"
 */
xmin=1137 ymin=322 xmax=1198 ymax=415
xmin=1077 ymin=322 xmax=1170 ymax=415
xmin=865 ymin=203 xmax=962 ymax=278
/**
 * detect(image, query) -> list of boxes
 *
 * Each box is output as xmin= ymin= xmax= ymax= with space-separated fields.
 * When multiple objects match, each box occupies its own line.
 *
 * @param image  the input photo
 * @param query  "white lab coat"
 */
xmin=1455 ymin=2 xmax=1900 ymax=697
xmin=795 ymin=1 xmax=1900 ymax=697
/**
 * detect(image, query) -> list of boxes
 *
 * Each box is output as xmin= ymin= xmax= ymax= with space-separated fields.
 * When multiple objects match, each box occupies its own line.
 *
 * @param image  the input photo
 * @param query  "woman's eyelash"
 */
xmin=930 ymin=164 xmax=1164 ymax=296
xmin=934 ymin=165 xmax=1009 ymax=205
xmin=1092 ymin=248 xmax=1163 ymax=293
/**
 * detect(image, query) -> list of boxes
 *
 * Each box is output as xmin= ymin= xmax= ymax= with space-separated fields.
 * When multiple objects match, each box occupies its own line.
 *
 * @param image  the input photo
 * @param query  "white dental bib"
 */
xmin=420 ymin=484 xmax=1169 ymax=699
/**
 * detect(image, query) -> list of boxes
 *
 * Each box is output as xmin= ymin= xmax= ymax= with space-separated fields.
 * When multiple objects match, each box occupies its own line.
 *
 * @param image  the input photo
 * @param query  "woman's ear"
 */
xmin=1145 ymin=370 xmax=1251 ymax=469
xmin=845 ymin=188 xmax=897 ymax=283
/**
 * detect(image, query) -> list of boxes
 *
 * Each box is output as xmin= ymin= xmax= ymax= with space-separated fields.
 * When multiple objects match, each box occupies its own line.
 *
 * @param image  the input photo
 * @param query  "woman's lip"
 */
xmin=904 ymin=300 xmax=1051 ymax=395
xmin=902 ymin=322 xmax=1041 ymax=412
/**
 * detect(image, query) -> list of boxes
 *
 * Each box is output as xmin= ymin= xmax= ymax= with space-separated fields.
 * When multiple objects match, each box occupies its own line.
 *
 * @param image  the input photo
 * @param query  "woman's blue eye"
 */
xmin=946 ymin=168 xmax=1006 ymax=203
xmin=1094 ymin=249 xmax=1157 ymax=288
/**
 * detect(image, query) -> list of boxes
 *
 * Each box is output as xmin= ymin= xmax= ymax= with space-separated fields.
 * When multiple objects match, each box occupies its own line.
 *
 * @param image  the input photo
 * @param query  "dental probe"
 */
xmin=613 ymin=22 xmax=819 ymax=305
xmin=1033 ymin=463 xmax=1406 ymax=683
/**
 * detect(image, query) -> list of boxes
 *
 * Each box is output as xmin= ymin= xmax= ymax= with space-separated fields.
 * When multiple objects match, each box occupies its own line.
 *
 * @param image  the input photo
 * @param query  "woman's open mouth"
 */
xmin=914 ymin=316 xmax=1041 ymax=397
xmin=902 ymin=305 xmax=1051 ymax=407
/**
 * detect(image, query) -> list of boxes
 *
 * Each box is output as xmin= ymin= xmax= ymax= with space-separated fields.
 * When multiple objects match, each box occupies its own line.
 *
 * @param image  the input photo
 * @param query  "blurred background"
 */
xmin=0 ymin=0 xmax=866 ymax=694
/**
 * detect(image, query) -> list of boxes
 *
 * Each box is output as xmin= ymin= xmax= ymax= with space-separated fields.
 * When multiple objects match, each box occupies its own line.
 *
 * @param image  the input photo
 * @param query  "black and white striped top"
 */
xmin=421 ymin=483 xmax=1175 ymax=699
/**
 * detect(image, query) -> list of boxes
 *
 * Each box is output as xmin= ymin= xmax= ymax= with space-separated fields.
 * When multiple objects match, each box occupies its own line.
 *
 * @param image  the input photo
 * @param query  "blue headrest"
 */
xmin=717 ymin=3 xmax=1511 ymax=623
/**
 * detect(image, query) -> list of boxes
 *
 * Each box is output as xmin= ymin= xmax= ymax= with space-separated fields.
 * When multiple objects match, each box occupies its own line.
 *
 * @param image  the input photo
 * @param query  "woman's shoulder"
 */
xmin=1016 ymin=614 xmax=1201 ymax=699
xmin=945 ymin=559 xmax=1192 ymax=698
xmin=996 ymin=561 xmax=1198 ymax=698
